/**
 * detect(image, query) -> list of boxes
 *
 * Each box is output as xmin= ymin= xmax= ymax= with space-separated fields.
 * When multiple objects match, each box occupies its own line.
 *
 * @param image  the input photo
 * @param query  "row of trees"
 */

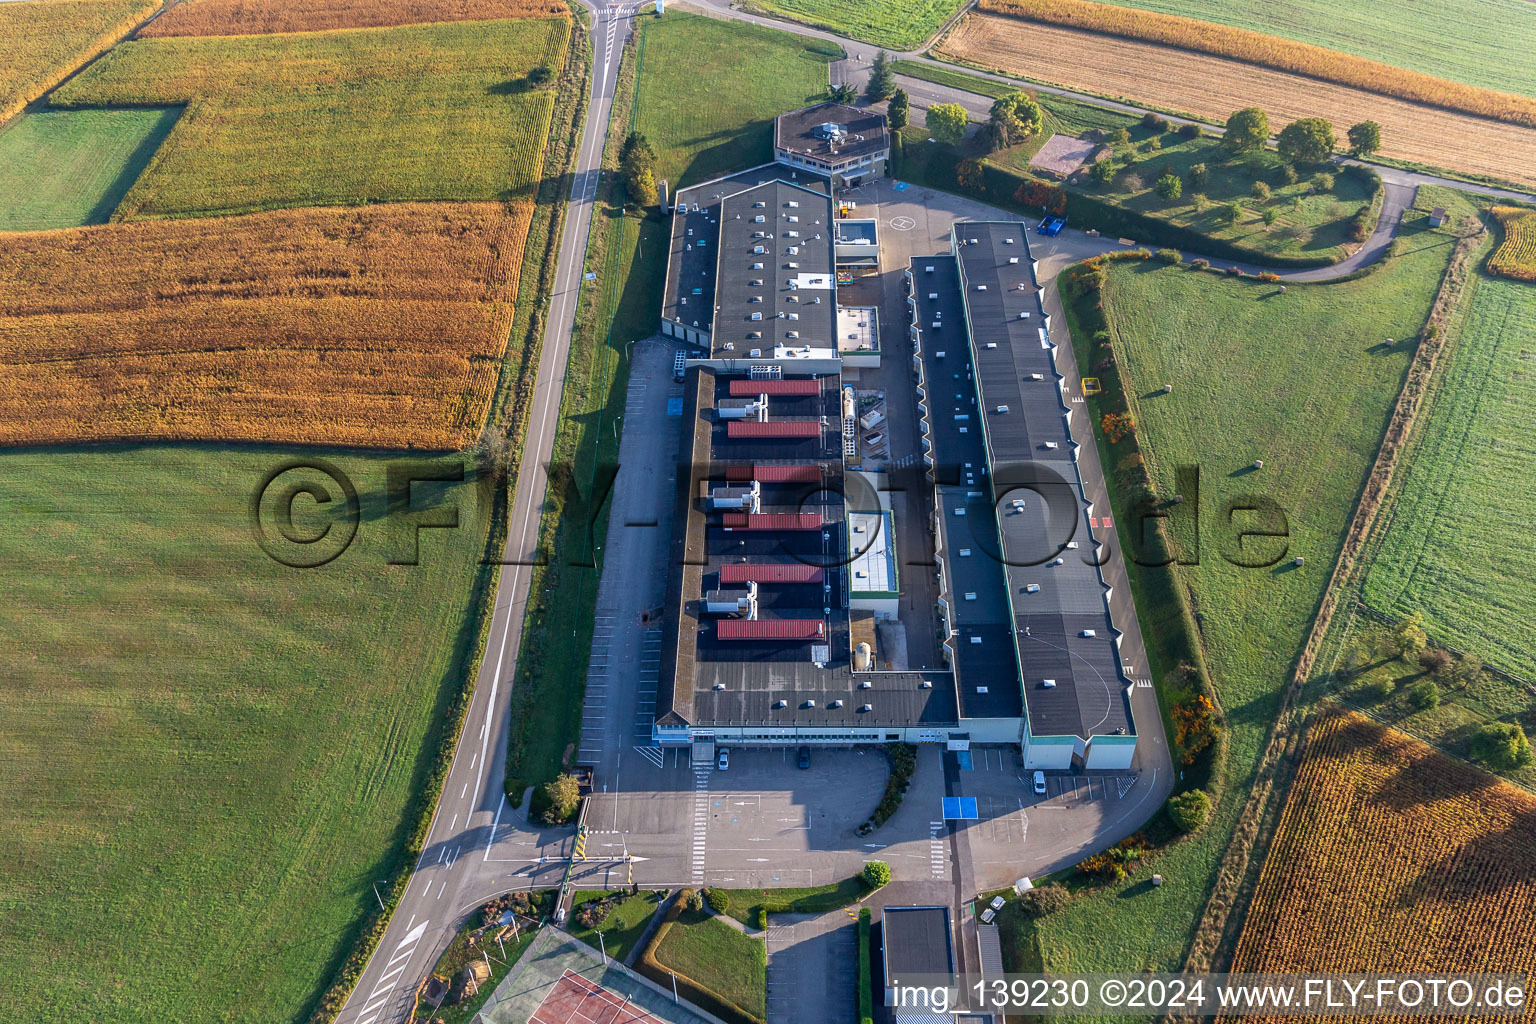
xmin=925 ymin=89 xmax=1043 ymax=153
xmin=620 ymin=131 xmax=658 ymax=208
xmin=1223 ymin=107 xmax=1382 ymax=161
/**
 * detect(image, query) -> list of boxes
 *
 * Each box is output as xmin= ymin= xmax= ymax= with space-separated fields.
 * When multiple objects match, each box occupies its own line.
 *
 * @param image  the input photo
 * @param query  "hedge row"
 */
xmin=857 ymin=908 xmax=873 ymax=1024
xmin=634 ymin=897 xmax=766 ymax=1024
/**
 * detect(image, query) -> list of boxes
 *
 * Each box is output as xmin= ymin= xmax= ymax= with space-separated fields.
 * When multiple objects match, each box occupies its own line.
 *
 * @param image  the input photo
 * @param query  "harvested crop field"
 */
xmin=0 ymin=202 xmax=529 ymax=449
xmin=937 ymin=14 xmax=1536 ymax=188
xmin=1231 ymin=711 xmax=1536 ymax=988
xmin=1488 ymin=206 xmax=1536 ymax=283
xmin=0 ymin=0 xmax=157 ymax=122
xmin=140 ymin=0 xmax=567 ymax=38
xmin=52 ymin=16 xmax=571 ymax=218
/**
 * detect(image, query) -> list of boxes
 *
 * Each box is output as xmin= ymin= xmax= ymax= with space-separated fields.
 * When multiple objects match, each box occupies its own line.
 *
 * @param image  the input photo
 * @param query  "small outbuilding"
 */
xmin=1429 ymin=207 xmax=1448 ymax=227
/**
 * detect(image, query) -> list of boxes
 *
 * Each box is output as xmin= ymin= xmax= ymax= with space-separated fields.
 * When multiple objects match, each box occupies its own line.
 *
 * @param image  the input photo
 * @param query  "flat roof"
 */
xmin=654 ymin=367 xmax=960 ymax=730
xmin=775 ymin=102 xmax=889 ymax=163
xmin=837 ymin=305 xmax=879 ymax=354
xmin=953 ymin=221 xmax=1133 ymax=742
xmin=882 ymin=907 xmax=953 ymax=981
xmin=835 ymin=218 xmax=878 ymax=244
xmin=711 ymin=180 xmax=837 ymax=359
xmin=848 ymin=510 xmax=897 ymax=595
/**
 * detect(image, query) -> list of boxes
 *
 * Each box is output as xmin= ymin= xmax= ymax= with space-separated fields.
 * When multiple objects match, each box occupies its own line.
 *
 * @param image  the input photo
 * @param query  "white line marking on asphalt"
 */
xmin=483 ymin=794 xmax=506 ymax=859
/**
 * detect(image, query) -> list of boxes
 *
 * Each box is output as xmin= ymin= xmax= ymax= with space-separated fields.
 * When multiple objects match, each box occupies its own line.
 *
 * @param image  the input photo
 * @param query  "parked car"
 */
xmin=717 ymin=748 xmax=730 ymax=771
xmin=1032 ymin=770 xmax=1047 ymax=795
xmin=797 ymin=746 xmax=811 ymax=770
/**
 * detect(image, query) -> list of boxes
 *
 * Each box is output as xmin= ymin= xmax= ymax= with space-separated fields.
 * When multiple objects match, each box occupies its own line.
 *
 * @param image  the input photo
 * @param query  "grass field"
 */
xmin=740 ymin=0 xmax=962 ymax=50
xmin=1362 ymin=272 xmax=1536 ymax=683
xmin=504 ymin=11 xmax=837 ymax=796
xmin=0 ymin=107 xmax=177 ymax=231
xmin=51 ymin=16 xmax=571 ymax=219
xmin=653 ymin=910 xmax=767 ymax=1021
xmin=936 ymin=14 xmax=1536 ymax=188
xmin=142 ymin=0 xmax=566 ymax=37
xmin=1231 ymin=711 xmax=1536 ymax=994
xmin=0 ymin=202 xmax=528 ymax=448
xmin=567 ymin=891 xmax=665 ymax=963
xmin=0 ymin=0 xmax=157 ymax=122
xmin=0 ymin=445 xmax=498 ymax=1024
xmin=717 ymin=876 xmax=868 ymax=926
xmin=1079 ymin=0 xmax=1536 ymax=100
xmin=1034 ymin=197 xmax=1468 ymax=977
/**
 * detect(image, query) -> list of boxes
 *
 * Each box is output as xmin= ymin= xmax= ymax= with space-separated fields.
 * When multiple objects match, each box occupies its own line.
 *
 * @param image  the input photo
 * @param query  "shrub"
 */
xmin=704 ymin=887 xmax=730 ymax=914
xmin=1218 ymin=202 xmax=1243 ymax=224
xmin=1262 ymin=207 xmax=1280 ymax=226
xmin=1167 ymin=788 xmax=1212 ymax=833
xmin=1177 ymin=121 xmax=1201 ymax=138
xmin=1469 ymin=722 xmax=1534 ymax=770
xmin=1190 ymin=192 xmax=1209 ymax=212
xmin=1111 ymin=127 xmax=1131 ymax=146
xmin=1250 ymin=180 xmax=1272 ymax=202
xmin=755 ymin=906 xmax=768 ymax=929
xmin=1257 ymin=271 xmax=1281 ymax=282
xmin=1187 ymin=162 xmax=1208 ymax=189
xmin=863 ymin=860 xmax=892 ymax=888
xmin=1156 ymin=247 xmax=1182 ymax=264
xmin=1363 ymin=676 xmax=1395 ymax=701
xmin=857 ymin=908 xmax=873 ymax=1024
xmin=684 ymin=888 xmax=704 ymax=912
xmin=1172 ymin=693 xmax=1219 ymax=764
xmin=1191 ymin=257 xmax=1209 ymax=269
xmin=1348 ymin=205 xmax=1373 ymax=241
xmin=1141 ymin=111 xmax=1169 ymax=131
xmin=1278 ymin=163 xmax=1299 ymax=185
xmin=1315 ymin=171 xmax=1335 ymax=193
xmin=1155 ymin=173 xmax=1182 ymax=200
xmin=1089 ymin=157 xmax=1115 ymax=186
xmin=1121 ymin=172 xmax=1143 ymax=191
xmin=1144 ymin=135 xmax=1162 ymax=152
xmin=1419 ymin=648 xmax=1453 ymax=677
xmin=1019 ymin=884 xmax=1071 ymax=917
xmin=539 ymin=773 xmax=581 ymax=825
xmin=1407 ymin=680 xmax=1441 ymax=711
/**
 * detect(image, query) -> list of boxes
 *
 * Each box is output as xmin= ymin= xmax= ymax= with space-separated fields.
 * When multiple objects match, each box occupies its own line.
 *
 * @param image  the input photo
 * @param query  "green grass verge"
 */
xmin=505 ymin=10 xmax=838 ymax=797
xmin=567 ymin=891 xmax=667 ymax=963
xmin=51 ymin=16 xmax=571 ymax=219
xmin=1087 ymin=0 xmax=1536 ymax=99
xmin=892 ymin=58 xmax=1137 ymax=138
xmin=1362 ymin=271 xmax=1536 ymax=682
xmin=737 ymin=0 xmax=963 ymax=50
xmin=0 ymin=107 xmax=177 ymax=230
xmin=653 ymin=910 xmax=767 ymax=1022
xmin=419 ymin=898 xmax=552 ymax=1024
xmin=718 ymin=876 xmax=869 ymax=926
xmin=0 ymin=446 xmax=500 ymax=1024
xmin=1029 ymin=204 xmax=1466 ymax=984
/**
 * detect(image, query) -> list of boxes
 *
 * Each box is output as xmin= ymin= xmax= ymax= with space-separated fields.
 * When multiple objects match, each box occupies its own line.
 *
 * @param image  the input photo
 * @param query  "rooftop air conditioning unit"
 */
xmin=859 ymin=704 xmax=873 ymax=713
xmin=1081 ymin=629 xmax=1097 ymax=638
xmin=1025 ymin=583 xmax=1040 ymax=593
xmin=1042 ymin=679 xmax=1057 ymax=688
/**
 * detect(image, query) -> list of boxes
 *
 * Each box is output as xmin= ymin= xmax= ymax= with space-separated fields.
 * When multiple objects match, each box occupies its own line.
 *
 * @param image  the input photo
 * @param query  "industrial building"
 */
xmin=772 ymin=102 xmax=889 ymax=187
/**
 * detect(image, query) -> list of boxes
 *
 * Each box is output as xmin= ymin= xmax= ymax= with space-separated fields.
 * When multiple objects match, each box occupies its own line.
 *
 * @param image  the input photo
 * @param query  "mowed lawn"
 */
xmin=1091 ymin=0 xmax=1536 ymax=99
xmin=1037 ymin=208 xmax=1464 ymax=977
xmin=740 ymin=0 xmax=964 ymax=50
xmin=0 ymin=446 xmax=497 ymax=1023
xmin=49 ymin=16 xmax=571 ymax=218
xmin=1364 ymin=273 xmax=1536 ymax=681
xmin=0 ymin=107 xmax=178 ymax=230
xmin=632 ymin=12 xmax=839 ymax=186
xmin=654 ymin=910 xmax=767 ymax=1020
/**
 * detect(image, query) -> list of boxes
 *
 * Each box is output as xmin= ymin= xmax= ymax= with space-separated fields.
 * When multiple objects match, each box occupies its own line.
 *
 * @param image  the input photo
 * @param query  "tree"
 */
xmin=831 ymin=81 xmax=858 ymax=104
xmin=863 ymin=860 xmax=892 ymax=888
xmin=1155 ymin=173 xmax=1183 ymax=201
xmin=1187 ymin=162 xmax=1208 ymax=189
xmin=1171 ymin=693 xmax=1219 ymax=764
xmin=1166 ymin=789 xmax=1211 ymax=833
xmin=866 ymin=50 xmax=895 ymax=101
xmin=1089 ymin=157 xmax=1115 ymax=186
xmin=1218 ymin=201 xmax=1244 ymax=224
xmin=1407 ymin=680 xmax=1440 ymax=710
xmin=985 ymin=91 xmax=1043 ymax=151
xmin=955 ymin=157 xmax=984 ymax=193
xmin=1222 ymin=107 xmax=1270 ymax=154
xmin=1347 ymin=120 xmax=1382 ymax=157
xmin=887 ymin=88 xmax=909 ymax=131
xmin=1394 ymin=612 xmax=1428 ymax=662
xmin=1262 ymin=207 xmax=1280 ymax=226
xmin=1454 ymin=653 xmax=1484 ymax=687
xmin=1110 ymin=126 xmax=1131 ymax=147
xmin=927 ymin=102 xmax=969 ymax=146
xmin=1276 ymin=116 xmax=1336 ymax=163
xmin=1419 ymin=647 xmax=1453 ymax=678
xmin=1470 ymin=722 xmax=1534 ymax=771
xmin=630 ymin=167 xmax=658 ymax=208
xmin=1191 ymin=192 xmax=1209 ymax=212
xmin=619 ymin=131 xmax=657 ymax=208
xmin=527 ymin=65 xmax=553 ymax=86
xmin=1250 ymin=180 xmax=1271 ymax=202
xmin=539 ymin=773 xmax=580 ymax=824
xmin=705 ymin=887 xmax=730 ymax=913
xmin=684 ymin=888 xmax=704 ymax=912
xmin=1018 ymin=884 xmax=1071 ymax=917
xmin=1315 ymin=171 xmax=1335 ymax=192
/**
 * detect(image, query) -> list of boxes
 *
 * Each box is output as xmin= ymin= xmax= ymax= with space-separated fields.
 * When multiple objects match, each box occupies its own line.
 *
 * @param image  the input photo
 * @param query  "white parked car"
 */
xmin=1032 ymin=770 xmax=1047 ymax=795
xmin=717 ymin=748 xmax=730 ymax=771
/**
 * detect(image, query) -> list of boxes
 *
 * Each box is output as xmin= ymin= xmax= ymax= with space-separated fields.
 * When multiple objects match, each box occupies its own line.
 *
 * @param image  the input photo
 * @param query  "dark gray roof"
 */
xmin=881 ymin=906 xmax=953 ymax=982
xmin=953 ymin=221 xmax=1133 ymax=741
xmin=775 ymin=102 xmax=889 ymax=163
xmin=655 ymin=367 xmax=960 ymax=730
xmin=936 ymin=487 xmax=1021 ymax=720
xmin=712 ymin=180 xmax=837 ymax=358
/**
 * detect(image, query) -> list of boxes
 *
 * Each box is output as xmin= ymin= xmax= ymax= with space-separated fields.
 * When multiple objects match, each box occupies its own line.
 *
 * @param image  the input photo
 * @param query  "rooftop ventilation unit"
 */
xmin=1042 ymin=679 xmax=1057 ymax=688
xmin=829 ymin=699 xmax=843 ymax=709
xmin=1081 ymin=629 xmax=1097 ymax=638
xmin=812 ymin=122 xmax=847 ymax=140
xmin=1025 ymin=583 xmax=1041 ymax=593
xmin=859 ymin=704 xmax=872 ymax=713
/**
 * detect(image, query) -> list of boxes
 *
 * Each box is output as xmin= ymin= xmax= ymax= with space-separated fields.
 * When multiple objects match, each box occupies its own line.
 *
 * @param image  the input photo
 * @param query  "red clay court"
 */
xmin=529 ymin=970 xmax=669 ymax=1024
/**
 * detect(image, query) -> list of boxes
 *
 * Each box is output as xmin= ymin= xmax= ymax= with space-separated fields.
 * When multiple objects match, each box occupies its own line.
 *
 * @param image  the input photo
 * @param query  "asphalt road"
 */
xmin=333 ymin=5 xmax=637 ymax=1023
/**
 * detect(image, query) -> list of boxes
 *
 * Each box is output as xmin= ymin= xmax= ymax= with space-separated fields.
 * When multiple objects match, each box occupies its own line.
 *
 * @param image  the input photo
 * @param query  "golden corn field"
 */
xmin=1489 ymin=206 xmax=1536 ymax=283
xmin=0 ymin=202 xmax=531 ymax=449
xmin=51 ymin=16 xmax=571 ymax=218
xmin=1230 ymin=711 xmax=1536 ymax=1007
xmin=975 ymin=0 xmax=1536 ymax=128
xmin=0 ymin=0 xmax=157 ymax=122
xmin=938 ymin=15 xmax=1536 ymax=188
xmin=140 ymin=0 xmax=567 ymax=38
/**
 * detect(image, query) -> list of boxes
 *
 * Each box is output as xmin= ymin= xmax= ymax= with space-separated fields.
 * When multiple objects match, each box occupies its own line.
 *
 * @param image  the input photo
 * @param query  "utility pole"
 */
xmin=372 ymin=882 xmax=387 ymax=912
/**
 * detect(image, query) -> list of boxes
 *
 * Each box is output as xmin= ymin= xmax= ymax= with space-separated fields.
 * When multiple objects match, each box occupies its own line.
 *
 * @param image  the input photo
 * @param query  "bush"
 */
xmin=861 ymin=744 xmax=917 ymax=832
xmin=1089 ymin=157 xmax=1115 ymax=186
xmin=1348 ymin=205 xmax=1373 ymax=241
xmin=704 ymin=887 xmax=730 ymax=914
xmin=1155 ymin=173 xmax=1182 ymax=201
xmin=1278 ymin=163 xmax=1299 ymax=185
xmin=1407 ymin=680 xmax=1441 ymax=710
xmin=1316 ymin=171 xmax=1335 ymax=193
xmin=1121 ymin=173 xmax=1143 ymax=191
xmin=857 ymin=908 xmax=873 ymax=1024
xmin=1141 ymin=111 xmax=1169 ymax=131
xmin=1218 ymin=202 xmax=1243 ymax=224
xmin=1156 ymin=247 xmax=1182 ymax=264
xmin=1177 ymin=121 xmax=1201 ymax=138
xmin=1250 ymin=180 xmax=1272 ymax=202
xmin=1469 ymin=722 xmax=1533 ymax=770
xmin=1144 ymin=135 xmax=1162 ymax=152
xmin=1191 ymin=257 xmax=1210 ymax=269
xmin=1262 ymin=207 xmax=1280 ymax=226
xmin=1018 ymin=884 xmax=1071 ymax=917
xmin=1166 ymin=789 xmax=1212 ymax=833
xmin=863 ymin=860 xmax=892 ymax=888
xmin=1187 ymin=162 xmax=1208 ymax=189
xmin=1363 ymin=676 xmax=1395 ymax=701
xmin=539 ymin=773 xmax=581 ymax=825
xmin=684 ymin=889 xmax=704 ymax=913
xmin=1257 ymin=271 xmax=1281 ymax=282
xmin=1190 ymin=192 xmax=1209 ymax=212
xmin=754 ymin=906 xmax=768 ymax=929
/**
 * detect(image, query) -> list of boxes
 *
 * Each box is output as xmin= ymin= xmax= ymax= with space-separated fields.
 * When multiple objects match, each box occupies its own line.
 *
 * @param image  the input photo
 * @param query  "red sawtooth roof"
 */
xmin=717 ymin=618 xmax=827 ymax=640
xmin=724 ymin=464 xmax=822 ymax=483
xmin=721 ymin=512 xmax=821 ymax=530
xmin=719 ymin=563 xmax=825 ymax=583
xmin=726 ymin=420 xmax=822 ymax=438
xmin=728 ymin=378 xmax=820 ymax=396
